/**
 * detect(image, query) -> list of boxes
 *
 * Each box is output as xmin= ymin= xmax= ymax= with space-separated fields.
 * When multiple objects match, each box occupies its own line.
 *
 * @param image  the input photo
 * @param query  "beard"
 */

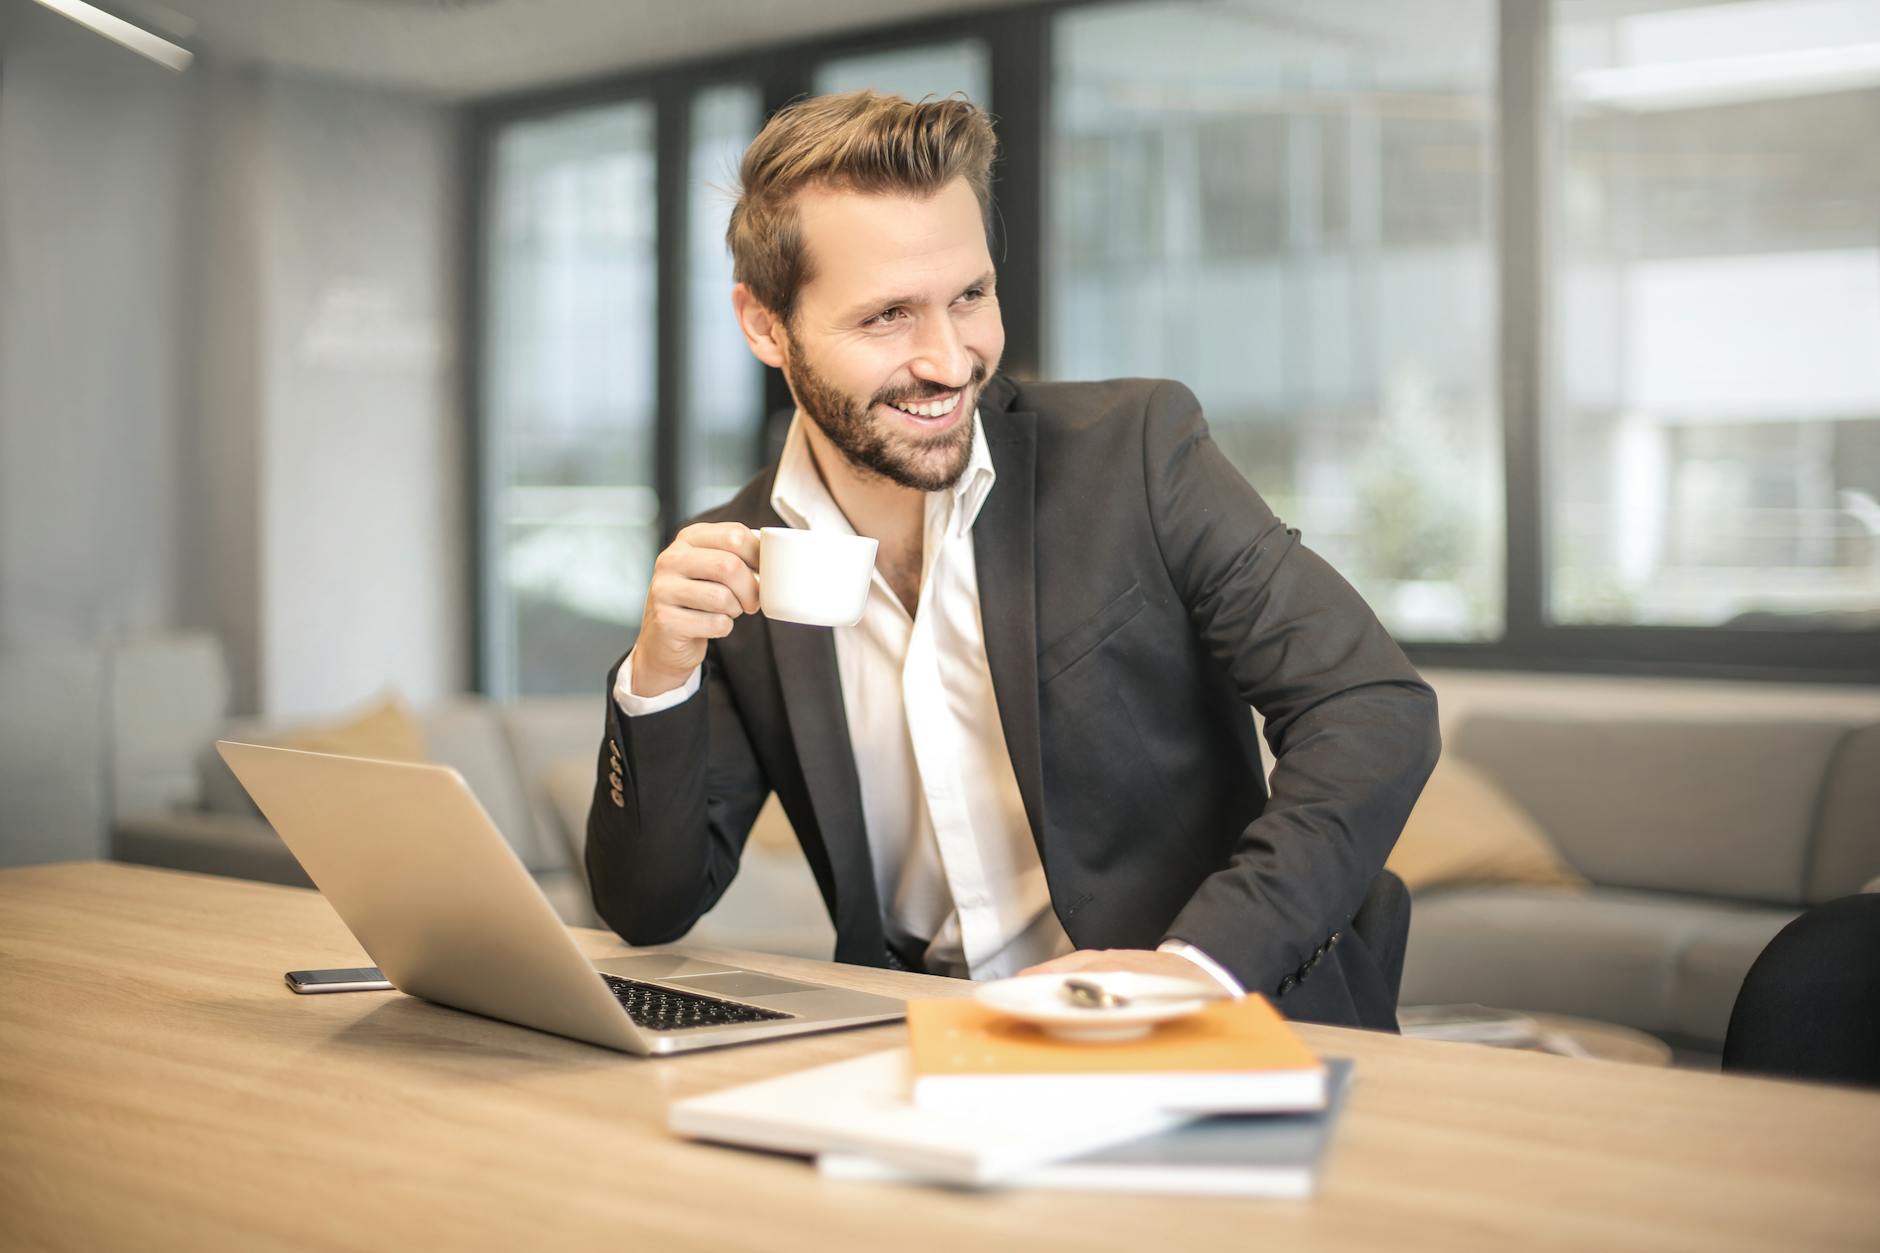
xmin=783 ymin=334 xmax=988 ymax=493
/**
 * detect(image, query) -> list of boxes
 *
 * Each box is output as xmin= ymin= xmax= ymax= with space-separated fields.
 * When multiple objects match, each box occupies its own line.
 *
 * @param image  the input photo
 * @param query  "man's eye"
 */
xmin=957 ymin=287 xmax=985 ymax=303
xmin=865 ymin=307 xmax=905 ymax=327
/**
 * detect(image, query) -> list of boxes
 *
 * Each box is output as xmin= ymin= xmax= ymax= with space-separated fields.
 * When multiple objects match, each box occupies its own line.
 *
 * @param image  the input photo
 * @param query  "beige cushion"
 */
xmin=1452 ymin=715 xmax=1849 ymax=906
xmin=747 ymin=795 xmax=797 ymax=854
xmin=202 ymin=693 xmax=429 ymax=821
xmin=270 ymin=692 xmax=427 ymax=762
xmin=1386 ymin=757 xmax=1586 ymax=894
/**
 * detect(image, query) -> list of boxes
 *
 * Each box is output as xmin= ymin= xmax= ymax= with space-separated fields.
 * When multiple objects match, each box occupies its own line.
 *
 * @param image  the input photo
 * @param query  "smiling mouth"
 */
xmin=884 ymin=389 xmax=962 ymax=420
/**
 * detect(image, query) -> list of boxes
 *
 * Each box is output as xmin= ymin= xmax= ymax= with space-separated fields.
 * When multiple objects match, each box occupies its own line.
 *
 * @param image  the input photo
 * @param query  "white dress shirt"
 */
xmin=616 ymin=410 xmax=1241 ymax=993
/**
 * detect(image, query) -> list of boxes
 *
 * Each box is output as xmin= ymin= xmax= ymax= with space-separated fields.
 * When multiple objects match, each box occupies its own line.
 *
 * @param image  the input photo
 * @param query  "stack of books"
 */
xmin=667 ymin=993 xmax=1355 ymax=1196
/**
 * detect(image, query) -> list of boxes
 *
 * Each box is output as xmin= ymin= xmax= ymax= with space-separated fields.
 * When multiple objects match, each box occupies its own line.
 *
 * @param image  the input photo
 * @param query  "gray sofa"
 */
xmin=105 ymin=639 xmax=1879 ymax=1056
xmin=114 ymin=697 xmax=606 ymax=927
xmin=111 ymin=685 xmax=837 ymax=955
xmin=1401 ymin=713 xmax=1880 ymax=1055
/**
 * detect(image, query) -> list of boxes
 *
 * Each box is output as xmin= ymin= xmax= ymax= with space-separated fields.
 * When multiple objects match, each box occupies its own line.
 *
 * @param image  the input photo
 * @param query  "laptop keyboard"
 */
xmin=599 ymin=973 xmax=794 ymax=1032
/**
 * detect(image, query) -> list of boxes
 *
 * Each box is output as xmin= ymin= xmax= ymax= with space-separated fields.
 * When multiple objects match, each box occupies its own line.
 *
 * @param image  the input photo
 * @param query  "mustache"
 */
xmin=874 ymin=362 xmax=990 ymax=409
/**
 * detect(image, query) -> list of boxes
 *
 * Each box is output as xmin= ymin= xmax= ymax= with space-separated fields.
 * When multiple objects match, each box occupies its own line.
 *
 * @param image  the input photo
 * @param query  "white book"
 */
xmin=819 ymin=1058 xmax=1356 ymax=1197
xmin=667 ymin=1047 xmax=1190 ymax=1186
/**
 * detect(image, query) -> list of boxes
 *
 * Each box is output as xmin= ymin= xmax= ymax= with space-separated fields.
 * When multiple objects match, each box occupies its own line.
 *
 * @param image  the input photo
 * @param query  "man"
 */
xmin=586 ymin=91 xmax=1439 ymax=1029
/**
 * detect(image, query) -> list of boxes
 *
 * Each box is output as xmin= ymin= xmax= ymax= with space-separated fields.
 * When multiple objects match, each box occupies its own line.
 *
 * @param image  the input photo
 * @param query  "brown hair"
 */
xmin=727 ymin=90 xmax=997 ymax=325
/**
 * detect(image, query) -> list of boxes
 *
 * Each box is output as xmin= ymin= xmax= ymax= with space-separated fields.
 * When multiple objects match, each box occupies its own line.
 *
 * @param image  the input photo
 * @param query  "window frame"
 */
xmin=465 ymin=0 xmax=1880 ymax=693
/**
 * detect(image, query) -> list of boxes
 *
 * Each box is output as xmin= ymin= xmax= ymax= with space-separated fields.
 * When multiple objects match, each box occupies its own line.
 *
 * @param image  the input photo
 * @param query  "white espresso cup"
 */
xmin=757 ymin=527 xmax=878 ymax=627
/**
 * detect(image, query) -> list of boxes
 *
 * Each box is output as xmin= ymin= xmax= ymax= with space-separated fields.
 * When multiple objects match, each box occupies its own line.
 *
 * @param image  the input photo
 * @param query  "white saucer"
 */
xmin=974 ymin=972 xmax=1216 ymax=1042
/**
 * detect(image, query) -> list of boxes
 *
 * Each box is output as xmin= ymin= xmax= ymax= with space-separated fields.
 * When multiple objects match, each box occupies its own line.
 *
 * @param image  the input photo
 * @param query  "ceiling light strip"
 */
xmin=30 ymin=0 xmax=193 ymax=72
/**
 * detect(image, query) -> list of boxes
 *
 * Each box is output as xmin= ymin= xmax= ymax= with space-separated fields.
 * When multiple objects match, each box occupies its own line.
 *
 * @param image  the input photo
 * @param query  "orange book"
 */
xmin=906 ymin=995 xmax=1327 ymax=1115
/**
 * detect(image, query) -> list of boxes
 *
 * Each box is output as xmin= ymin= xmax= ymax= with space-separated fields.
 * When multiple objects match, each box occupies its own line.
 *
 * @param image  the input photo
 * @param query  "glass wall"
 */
xmin=1549 ymin=0 xmax=1880 ymax=629
xmin=682 ymin=84 xmax=766 ymax=519
xmin=474 ymin=1 xmax=1880 ymax=685
xmin=1050 ymin=0 xmax=1503 ymax=641
xmin=482 ymin=101 xmax=658 ymax=697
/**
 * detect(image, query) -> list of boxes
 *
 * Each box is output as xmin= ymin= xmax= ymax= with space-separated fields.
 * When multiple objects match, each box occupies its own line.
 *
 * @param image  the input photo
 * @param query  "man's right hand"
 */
xmin=631 ymin=522 xmax=761 ymax=698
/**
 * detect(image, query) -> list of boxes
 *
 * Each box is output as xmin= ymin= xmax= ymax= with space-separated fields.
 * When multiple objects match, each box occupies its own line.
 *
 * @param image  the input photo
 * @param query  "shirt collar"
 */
xmin=770 ymin=407 xmax=997 ymax=541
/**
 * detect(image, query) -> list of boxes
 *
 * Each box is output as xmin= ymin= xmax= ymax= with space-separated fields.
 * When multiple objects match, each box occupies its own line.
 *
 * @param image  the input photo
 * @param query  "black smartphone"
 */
xmin=284 ymin=967 xmax=394 ymax=994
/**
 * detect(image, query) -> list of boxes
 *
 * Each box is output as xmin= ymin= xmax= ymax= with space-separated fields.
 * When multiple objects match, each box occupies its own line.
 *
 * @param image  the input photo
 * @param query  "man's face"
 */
xmin=778 ymin=178 xmax=1004 ymax=492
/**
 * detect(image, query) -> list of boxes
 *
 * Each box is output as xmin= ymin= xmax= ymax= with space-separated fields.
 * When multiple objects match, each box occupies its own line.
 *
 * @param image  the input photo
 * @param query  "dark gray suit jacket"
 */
xmin=586 ymin=376 xmax=1440 ymax=1029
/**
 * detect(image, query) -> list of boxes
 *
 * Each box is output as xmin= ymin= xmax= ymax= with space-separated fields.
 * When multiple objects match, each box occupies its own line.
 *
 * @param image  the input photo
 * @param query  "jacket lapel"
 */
xmin=730 ymin=482 xmax=883 ymax=960
xmin=764 ymin=565 xmax=883 ymax=961
xmin=974 ymin=404 xmax=1047 ymax=848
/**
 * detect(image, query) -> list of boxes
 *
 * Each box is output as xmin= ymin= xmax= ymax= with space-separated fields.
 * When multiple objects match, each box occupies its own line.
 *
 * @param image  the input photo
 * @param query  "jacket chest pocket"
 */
xmin=1039 ymin=581 xmax=1146 ymax=685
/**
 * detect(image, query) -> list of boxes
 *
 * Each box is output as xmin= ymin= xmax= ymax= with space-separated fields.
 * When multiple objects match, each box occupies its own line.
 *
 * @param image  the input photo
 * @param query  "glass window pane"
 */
xmin=683 ymin=84 xmax=766 ymax=520
xmin=1050 ymin=0 xmax=1503 ymax=641
xmin=483 ymin=101 xmax=657 ymax=697
xmin=1550 ymin=0 xmax=1880 ymax=628
xmin=815 ymin=40 xmax=990 ymax=104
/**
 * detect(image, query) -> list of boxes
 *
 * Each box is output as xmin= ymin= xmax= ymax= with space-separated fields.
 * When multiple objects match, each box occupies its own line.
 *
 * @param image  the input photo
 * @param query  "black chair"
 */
xmin=1722 ymin=893 xmax=1880 ymax=1089
xmin=1350 ymin=867 xmax=1413 ymax=1010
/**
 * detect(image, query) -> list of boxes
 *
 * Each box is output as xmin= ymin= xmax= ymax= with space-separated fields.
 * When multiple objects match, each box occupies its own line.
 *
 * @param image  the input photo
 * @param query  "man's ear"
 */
xmin=731 ymin=283 xmax=788 ymax=370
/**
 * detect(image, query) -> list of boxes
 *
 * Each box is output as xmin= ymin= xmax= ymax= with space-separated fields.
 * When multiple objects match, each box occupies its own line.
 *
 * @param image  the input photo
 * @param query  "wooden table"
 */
xmin=4 ymin=863 xmax=1878 ymax=1253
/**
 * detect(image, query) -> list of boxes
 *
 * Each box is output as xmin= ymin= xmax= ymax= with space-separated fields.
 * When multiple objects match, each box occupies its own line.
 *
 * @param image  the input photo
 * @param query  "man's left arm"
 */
xmin=1026 ymin=380 xmax=1440 ymax=994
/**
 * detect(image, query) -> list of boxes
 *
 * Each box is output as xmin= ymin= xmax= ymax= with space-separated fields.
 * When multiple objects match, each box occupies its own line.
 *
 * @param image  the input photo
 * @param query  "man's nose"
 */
xmin=908 ymin=314 xmax=973 ymax=388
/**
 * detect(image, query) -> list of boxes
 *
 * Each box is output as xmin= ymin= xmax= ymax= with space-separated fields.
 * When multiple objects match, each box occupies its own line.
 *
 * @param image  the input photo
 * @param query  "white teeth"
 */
xmin=892 ymin=392 xmax=960 ymax=419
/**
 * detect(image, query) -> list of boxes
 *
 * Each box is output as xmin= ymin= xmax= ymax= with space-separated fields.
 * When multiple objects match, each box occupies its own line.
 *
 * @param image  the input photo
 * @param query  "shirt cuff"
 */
xmin=613 ymin=649 xmax=702 ymax=716
xmin=1156 ymin=939 xmax=1247 ymax=998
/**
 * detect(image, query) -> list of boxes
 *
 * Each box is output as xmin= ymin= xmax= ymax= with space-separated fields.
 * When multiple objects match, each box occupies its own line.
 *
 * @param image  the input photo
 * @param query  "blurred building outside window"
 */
xmin=1049 ymin=0 xmax=1505 ymax=642
xmin=482 ymin=100 xmax=657 ymax=697
xmin=1550 ymin=0 xmax=1880 ymax=629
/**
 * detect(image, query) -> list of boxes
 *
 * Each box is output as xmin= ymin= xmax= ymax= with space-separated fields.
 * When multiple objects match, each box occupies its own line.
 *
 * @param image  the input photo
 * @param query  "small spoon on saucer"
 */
xmin=1058 ymin=977 xmax=1219 ymax=1010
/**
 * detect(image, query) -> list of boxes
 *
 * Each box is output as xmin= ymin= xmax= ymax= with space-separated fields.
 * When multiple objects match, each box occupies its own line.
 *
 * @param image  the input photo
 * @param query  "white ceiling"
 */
xmin=97 ymin=0 xmax=1034 ymax=100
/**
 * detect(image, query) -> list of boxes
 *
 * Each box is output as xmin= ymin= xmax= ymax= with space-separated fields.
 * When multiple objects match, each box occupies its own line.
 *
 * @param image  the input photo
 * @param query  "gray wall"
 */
xmin=1 ymin=0 xmax=191 ymax=651
xmin=258 ymin=72 xmax=465 ymax=718
xmin=0 ymin=0 xmax=466 ymax=863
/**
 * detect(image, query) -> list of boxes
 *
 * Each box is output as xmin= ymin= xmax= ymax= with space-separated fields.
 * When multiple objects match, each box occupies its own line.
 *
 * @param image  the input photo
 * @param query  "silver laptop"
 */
xmin=217 ymin=740 xmax=904 ymax=1055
